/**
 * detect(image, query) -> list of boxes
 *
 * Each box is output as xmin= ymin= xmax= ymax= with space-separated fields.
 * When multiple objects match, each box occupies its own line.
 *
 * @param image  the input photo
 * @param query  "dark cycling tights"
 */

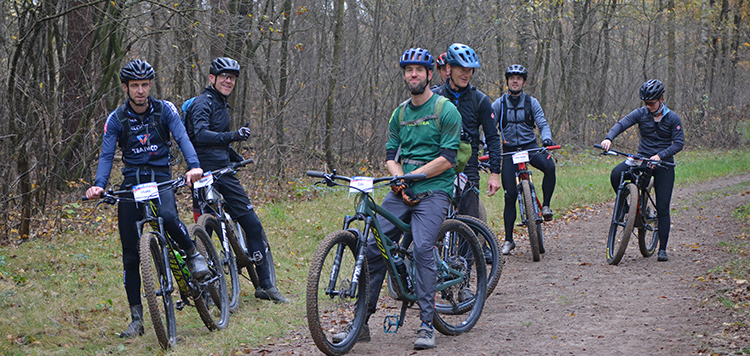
xmin=501 ymin=147 xmax=556 ymax=242
xmin=610 ymin=161 xmax=675 ymax=251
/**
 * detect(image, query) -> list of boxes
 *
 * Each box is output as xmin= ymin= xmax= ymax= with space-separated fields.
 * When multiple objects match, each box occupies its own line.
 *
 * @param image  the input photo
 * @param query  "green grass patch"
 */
xmin=1 ymin=148 xmax=750 ymax=355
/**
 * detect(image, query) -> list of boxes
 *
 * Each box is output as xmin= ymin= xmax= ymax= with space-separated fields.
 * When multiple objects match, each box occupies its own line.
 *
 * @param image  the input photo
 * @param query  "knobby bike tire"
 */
xmin=198 ymin=215 xmax=241 ymax=312
xmin=226 ymin=220 xmax=253 ymax=271
xmin=638 ymin=178 xmax=659 ymax=257
xmin=229 ymin=223 xmax=277 ymax=291
xmin=478 ymin=198 xmax=488 ymax=224
xmin=607 ymin=183 xmax=638 ymax=265
xmin=306 ymin=230 xmax=368 ymax=356
xmin=521 ymin=180 xmax=541 ymax=262
xmin=139 ymin=232 xmax=177 ymax=349
xmin=455 ymin=215 xmax=502 ymax=297
xmin=190 ymin=224 xmax=230 ymax=330
xmin=433 ymin=219 xmax=487 ymax=335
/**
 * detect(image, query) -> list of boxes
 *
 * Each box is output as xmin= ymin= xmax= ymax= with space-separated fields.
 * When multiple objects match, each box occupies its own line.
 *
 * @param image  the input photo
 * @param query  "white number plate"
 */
xmin=133 ymin=182 xmax=159 ymax=202
xmin=194 ymin=172 xmax=214 ymax=189
xmin=349 ymin=176 xmax=374 ymax=193
xmin=512 ymin=151 xmax=530 ymax=164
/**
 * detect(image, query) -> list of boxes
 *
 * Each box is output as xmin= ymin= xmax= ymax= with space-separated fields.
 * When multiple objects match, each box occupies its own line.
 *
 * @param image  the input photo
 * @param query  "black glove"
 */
xmin=401 ymin=187 xmax=421 ymax=206
xmin=542 ymin=139 xmax=556 ymax=147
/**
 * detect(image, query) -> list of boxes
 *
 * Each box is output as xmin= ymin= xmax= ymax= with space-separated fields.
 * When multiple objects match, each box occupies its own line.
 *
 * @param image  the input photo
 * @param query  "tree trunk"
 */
xmin=324 ymin=0 xmax=345 ymax=169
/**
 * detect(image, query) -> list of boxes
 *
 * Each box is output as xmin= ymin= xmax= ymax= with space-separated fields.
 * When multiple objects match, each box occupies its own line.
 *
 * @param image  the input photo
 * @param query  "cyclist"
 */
xmin=185 ymin=57 xmax=289 ymax=303
xmin=333 ymin=47 xmax=461 ymax=350
xmin=491 ymin=64 xmax=558 ymax=255
xmin=85 ymin=59 xmax=208 ymax=338
xmin=431 ymin=52 xmax=449 ymax=88
xmin=432 ymin=44 xmax=502 ymax=228
xmin=599 ymin=79 xmax=684 ymax=262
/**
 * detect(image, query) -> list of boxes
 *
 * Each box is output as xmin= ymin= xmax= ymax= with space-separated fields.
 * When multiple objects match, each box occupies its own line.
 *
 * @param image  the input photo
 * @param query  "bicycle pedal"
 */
xmin=175 ymin=299 xmax=185 ymax=311
xmin=383 ymin=315 xmax=400 ymax=334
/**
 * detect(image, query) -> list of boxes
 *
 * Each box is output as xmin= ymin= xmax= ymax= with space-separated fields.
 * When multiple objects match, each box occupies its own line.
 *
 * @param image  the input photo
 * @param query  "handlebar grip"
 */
xmin=660 ymin=161 xmax=676 ymax=168
xmin=546 ymin=145 xmax=562 ymax=150
xmin=236 ymin=159 xmax=254 ymax=167
xmin=306 ymin=171 xmax=326 ymax=178
xmin=81 ymin=196 xmax=89 ymax=201
xmin=401 ymin=173 xmax=427 ymax=182
xmin=593 ymin=144 xmax=604 ymax=149
xmin=478 ymin=155 xmax=489 ymax=162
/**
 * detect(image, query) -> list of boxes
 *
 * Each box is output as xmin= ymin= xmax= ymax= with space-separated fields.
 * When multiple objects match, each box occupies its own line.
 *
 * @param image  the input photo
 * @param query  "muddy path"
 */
xmin=243 ymin=173 xmax=750 ymax=355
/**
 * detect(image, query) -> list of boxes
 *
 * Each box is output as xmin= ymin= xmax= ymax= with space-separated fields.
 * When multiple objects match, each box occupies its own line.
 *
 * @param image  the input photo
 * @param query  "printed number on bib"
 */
xmin=133 ymin=182 xmax=159 ymax=202
xmin=512 ymin=151 xmax=530 ymax=164
xmin=349 ymin=176 xmax=374 ymax=194
xmin=194 ymin=172 xmax=214 ymax=189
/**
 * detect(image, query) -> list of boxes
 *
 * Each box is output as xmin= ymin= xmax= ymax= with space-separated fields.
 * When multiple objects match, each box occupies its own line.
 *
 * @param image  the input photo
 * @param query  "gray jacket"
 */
xmin=491 ymin=92 xmax=552 ymax=149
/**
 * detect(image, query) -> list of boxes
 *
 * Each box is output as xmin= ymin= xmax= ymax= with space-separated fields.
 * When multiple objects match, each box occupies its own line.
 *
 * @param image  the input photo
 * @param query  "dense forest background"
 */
xmin=2 ymin=0 xmax=749 ymax=243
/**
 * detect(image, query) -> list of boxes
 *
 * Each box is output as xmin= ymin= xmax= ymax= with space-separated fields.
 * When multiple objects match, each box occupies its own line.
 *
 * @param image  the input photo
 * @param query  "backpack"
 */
xmin=115 ymin=100 xmax=169 ymax=149
xmin=396 ymin=96 xmax=472 ymax=173
xmin=499 ymin=93 xmax=534 ymax=129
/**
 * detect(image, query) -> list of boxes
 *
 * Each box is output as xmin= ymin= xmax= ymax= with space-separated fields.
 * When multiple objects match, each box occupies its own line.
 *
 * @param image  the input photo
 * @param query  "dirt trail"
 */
xmin=244 ymin=173 xmax=750 ymax=355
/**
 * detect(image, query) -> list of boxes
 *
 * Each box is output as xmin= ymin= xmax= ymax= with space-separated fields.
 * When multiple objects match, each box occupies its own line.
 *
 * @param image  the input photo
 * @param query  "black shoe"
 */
xmin=657 ymin=250 xmax=668 ymax=262
xmin=254 ymin=286 xmax=290 ymax=303
xmin=457 ymin=288 xmax=474 ymax=303
xmin=332 ymin=323 xmax=370 ymax=343
xmin=502 ymin=241 xmax=516 ymax=255
xmin=186 ymin=249 xmax=210 ymax=281
xmin=119 ymin=305 xmax=145 ymax=338
xmin=483 ymin=244 xmax=493 ymax=265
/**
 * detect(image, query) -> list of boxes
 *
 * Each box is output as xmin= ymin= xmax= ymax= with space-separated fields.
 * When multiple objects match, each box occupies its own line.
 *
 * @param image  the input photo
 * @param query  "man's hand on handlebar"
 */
xmin=600 ymin=139 xmax=612 ymax=151
xmin=185 ymin=167 xmax=204 ymax=187
xmin=86 ymin=186 xmax=104 ymax=200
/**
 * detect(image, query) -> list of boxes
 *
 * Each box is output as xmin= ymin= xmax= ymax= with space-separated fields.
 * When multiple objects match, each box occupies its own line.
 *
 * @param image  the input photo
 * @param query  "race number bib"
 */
xmin=512 ymin=151 xmax=530 ymax=164
xmin=194 ymin=172 xmax=214 ymax=189
xmin=133 ymin=182 xmax=159 ymax=202
xmin=349 ymin=176 xmax=374 ymax=194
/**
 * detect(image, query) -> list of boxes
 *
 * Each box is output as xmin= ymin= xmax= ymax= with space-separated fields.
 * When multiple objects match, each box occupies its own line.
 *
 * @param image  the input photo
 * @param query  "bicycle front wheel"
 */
xmin=607 ymin=183 xmax=638 ymax=265
xmin=306 ymin=230 xmax=368 ymax=356
xmin=198 ymin=215 xmax=241 ymax=312
xmin=521 ymin=180 xmax=541 ymax=262
xmin=433 ymin=219 xmax=487 ymax=335
xmin=638 ymin=178 xmax=659 ymax=257
xmin=455 ymin=215 xmax=502 ymax=298
xmin=190 ymin=224 xmax=230 ymax=330
xmin=139 ymin=232 xmax=177 ymax=349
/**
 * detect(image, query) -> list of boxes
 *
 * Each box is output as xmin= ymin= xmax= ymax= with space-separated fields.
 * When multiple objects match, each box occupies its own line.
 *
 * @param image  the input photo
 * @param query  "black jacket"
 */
xmin=433 ymin=80 xmax=502 ymax=182
xmin=605 ymin=105 xmax=684 ymax=162
xmin=187 ymin=86 xmax=244 ymax=171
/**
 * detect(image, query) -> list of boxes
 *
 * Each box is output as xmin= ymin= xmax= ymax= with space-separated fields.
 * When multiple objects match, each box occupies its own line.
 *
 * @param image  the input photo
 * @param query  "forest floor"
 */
xmin=236 ymin=173 xmax=750 ymax=356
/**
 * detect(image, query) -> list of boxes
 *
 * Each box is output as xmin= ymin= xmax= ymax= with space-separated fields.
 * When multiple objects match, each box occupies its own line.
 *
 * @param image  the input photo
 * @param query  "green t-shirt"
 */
xmin=386 ymin=94 xmax=461 ymax=196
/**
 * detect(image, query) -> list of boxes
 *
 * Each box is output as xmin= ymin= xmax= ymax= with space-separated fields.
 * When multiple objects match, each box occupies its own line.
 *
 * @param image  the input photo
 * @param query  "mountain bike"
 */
xmin=193 ymin=159 xmax=276 ymax=311
xmin=305 ymin=170 xmax=487 ymax=356
xmin=493 ymin=145 xmax=561 ymax=262
xmin=594 ymin=144 xmax=674 ymax=265
xmin=85 ymin=177 xmax=229 ymax=348
xmin=447 ymin=172 xmax=502 ymax=297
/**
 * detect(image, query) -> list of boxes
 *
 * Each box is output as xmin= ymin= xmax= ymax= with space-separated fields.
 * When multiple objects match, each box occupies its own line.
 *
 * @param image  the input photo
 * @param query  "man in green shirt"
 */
xmin=333 ymin=47 xmax=461 ymax=350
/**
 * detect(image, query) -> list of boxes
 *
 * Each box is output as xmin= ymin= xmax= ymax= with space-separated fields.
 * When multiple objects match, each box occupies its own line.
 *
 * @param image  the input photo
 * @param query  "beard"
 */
xmin=406 ymin=77 xmax=429 ymax=95
xmin=509 ymin=88 xmax=522 ymax=95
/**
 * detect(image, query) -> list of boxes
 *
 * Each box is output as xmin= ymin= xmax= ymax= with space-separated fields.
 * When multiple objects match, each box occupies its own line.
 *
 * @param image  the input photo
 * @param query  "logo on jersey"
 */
xmin=676 ymin=125 xmax=681 ymax=130
xmin=137 ymin=134 xmax=149 ymax=145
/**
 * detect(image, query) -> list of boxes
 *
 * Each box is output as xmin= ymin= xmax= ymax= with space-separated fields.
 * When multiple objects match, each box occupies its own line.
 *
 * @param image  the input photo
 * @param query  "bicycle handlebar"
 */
xmin=82 ymin=176 xmax=188 ymax=203
xmin=306 ymin=171 xmax=427 ymax=186
xmin=593 ymin=144 xmax=675 ymax=168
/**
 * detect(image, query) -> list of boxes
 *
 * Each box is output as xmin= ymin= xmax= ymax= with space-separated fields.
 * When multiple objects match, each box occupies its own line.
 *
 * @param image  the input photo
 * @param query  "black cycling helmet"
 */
xmin=639 ymin=79 xmax=664 ymax=101
xmin=120 ymin=59 xmax=155 ymax=83
xmin=505 ymin=64 xmax=528 ymax=81
xmin=399 ymin=48 xmax=434 ymax=70
xmin=435 ymin=52 xmax=447 ymax=67
xmin=210 ymin=57 xmax=241 ymax=76
xmin=445 ymin=43 xmax=481 ymax=68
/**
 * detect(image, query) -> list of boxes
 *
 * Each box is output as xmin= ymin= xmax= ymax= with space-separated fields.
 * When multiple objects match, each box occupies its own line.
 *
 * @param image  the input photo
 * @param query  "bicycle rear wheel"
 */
xmin=455 ymin=215 xmax=502 ymax=298
xmin=433 ymin=219 xmax=487 ymax=335
xmin=198 ymin=215 xmax=241 ymax=312
xmin=307 ymin=230 xmax=368 ymax=356
xmin=139 ymin=232 xmax=177 ymax=349
xmin=190 ymin=224 xmax=230 ymax=330
xmin=607 ymin=183 xmax=638 ymax=265
xmin=521 ymin=180 xmax=541 ymax=262
xmin=638 ymin=179 xmax=659 ymax=257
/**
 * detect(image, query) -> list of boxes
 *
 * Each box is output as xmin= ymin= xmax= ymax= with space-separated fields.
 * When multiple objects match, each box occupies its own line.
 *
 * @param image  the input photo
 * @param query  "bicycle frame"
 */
xmin=500 ymin=145 xmax=560 ymax=226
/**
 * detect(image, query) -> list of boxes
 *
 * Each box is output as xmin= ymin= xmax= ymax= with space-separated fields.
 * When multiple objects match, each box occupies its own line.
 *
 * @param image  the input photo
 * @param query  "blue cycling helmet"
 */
xmin=399 ymin=48 xmax=434 ymax=70
xmin=445 ymin=43 xmax=481 ymax=68
xmin=639 ymin=79 xmax=664 ymax=101
xmin=120 ymin=59 xmax=155 ymax=83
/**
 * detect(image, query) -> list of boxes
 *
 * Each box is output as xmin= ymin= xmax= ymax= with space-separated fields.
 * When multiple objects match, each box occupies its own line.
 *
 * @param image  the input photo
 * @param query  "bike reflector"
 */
xmin=349 ymin=176 xmax=374 ymax=194
xmin=194 ymin=172 xmax=214 ymax=189
xmin=133 ymin=182 xmax=159 ymax=202
xmin=512 ymin=151 xmax=530 ymax=164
